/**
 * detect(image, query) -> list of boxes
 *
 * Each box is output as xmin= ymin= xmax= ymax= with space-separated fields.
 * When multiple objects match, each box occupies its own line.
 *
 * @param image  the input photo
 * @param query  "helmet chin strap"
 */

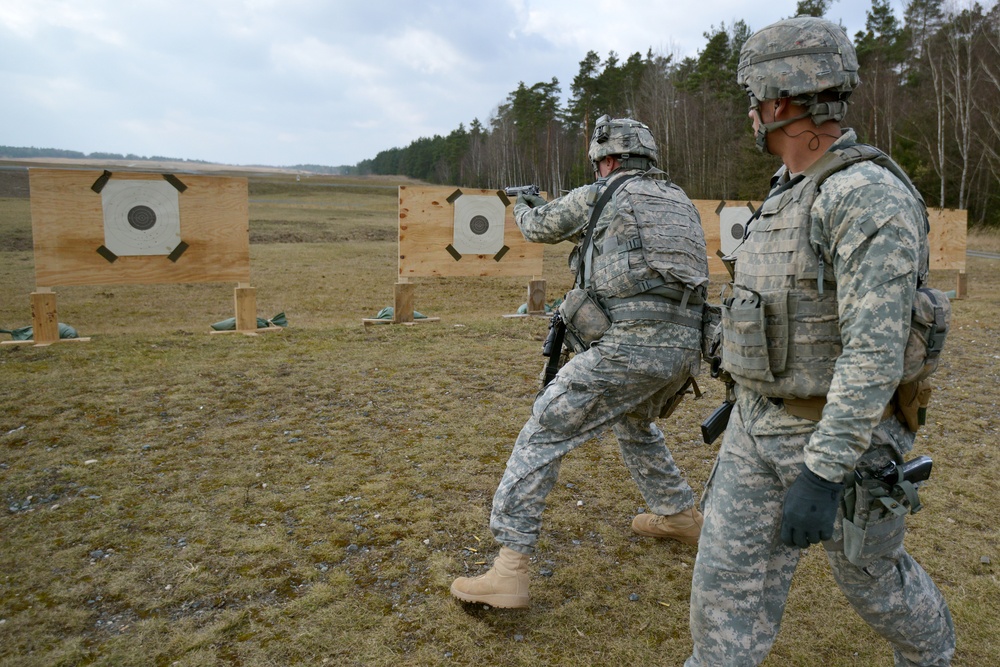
xmin=753 ymin=109 xmax=812 ymax=154
xmin=751 ymin=93 xmax=852 ymax=154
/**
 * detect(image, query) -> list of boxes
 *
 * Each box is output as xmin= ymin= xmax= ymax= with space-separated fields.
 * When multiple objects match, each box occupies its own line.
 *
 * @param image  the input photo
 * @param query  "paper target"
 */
xmin=719 ymin=206 xmax=753 ymax=256
xmin=101 ymin=180 xmax=182 ymax=256
xmin=452 ymin=194 xmax=505 ymax=255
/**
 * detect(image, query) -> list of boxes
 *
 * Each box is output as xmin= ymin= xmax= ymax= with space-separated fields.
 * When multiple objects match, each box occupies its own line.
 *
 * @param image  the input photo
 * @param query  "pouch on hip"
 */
xmin=559 ymin=288 xmax=611 ymax=353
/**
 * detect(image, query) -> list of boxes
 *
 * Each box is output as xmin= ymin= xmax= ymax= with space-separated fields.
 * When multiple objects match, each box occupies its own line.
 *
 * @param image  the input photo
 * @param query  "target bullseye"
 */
xmin=469 ymin=215 xmax=490 ymax=235
xmin=128 ymin=205 xmax=157 ymax=231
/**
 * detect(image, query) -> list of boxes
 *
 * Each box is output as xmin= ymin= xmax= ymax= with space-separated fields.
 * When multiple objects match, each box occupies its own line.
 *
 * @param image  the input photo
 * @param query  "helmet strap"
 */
xmin=753 ymin=109 xmax=812 ymax=154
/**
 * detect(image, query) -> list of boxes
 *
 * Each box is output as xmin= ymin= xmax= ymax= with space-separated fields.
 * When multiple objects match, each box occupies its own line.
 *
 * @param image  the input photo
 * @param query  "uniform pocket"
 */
xmin=700 ymin=455 xmax=722 ymax=511
xmin=534 ymin=363 xmax=621 ymax=435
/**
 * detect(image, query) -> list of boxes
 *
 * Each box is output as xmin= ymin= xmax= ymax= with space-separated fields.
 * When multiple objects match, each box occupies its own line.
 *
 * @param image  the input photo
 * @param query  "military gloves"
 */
xmin=517 ymin=193 xmax=547 ymax=209
xmin=780 ymin=465 xmax=844 ymax=548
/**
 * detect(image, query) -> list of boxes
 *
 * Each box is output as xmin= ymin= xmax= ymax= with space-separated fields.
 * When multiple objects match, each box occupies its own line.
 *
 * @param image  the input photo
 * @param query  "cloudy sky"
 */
xmin=1 ymin=0 xmax=880 ymax=168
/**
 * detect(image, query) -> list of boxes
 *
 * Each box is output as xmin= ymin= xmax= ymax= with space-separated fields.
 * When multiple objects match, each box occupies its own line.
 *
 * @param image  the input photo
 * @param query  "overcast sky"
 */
xmin=1 ymin=0 xmax=881 ymax=168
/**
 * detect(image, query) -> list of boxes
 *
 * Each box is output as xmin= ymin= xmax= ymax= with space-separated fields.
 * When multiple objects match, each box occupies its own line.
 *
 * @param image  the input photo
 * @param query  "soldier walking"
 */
xmin=687 ymin=17 xmax=956 ymax=666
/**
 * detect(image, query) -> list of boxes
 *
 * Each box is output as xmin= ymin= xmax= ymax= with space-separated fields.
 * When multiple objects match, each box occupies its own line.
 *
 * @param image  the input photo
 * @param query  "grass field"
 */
xmin=1 ymin=166 xmax=998 ymax=666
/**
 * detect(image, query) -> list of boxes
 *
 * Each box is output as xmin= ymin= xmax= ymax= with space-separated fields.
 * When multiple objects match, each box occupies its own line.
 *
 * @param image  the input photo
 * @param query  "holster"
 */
xmin=841 ymin=475 xmax=914 ymax=567
xmin=701 ymin=303 xmax=721 ymax=361
xmin=657 ymin=376 xmax=701 ymax=420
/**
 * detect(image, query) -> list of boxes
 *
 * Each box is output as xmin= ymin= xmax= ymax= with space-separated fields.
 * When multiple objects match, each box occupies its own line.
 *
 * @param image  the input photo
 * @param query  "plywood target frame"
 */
xmin=29 ymin=168 xmax=251 ymax=287
xmin=694 ymin=199 xmax=760 ymax=275
xmin=397 ymin=185 xmax=543 ymax=279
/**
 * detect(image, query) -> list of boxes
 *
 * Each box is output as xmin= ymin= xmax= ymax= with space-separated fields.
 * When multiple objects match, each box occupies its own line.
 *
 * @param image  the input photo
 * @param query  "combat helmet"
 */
xmin=588 ymin=115 xmax=658 ymax=175
xmin=737 ymin=16 xmax=860 ymax=152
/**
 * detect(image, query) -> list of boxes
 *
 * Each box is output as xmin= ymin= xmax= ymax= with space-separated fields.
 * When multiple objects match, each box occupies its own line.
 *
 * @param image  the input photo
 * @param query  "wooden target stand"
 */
xmin=209 ymin=282 xmax=284 ymax=337
xmin=362 ymin=185 xmax=547 ymax=325
xmin=5 ymin=168 xmax=279 ymax=347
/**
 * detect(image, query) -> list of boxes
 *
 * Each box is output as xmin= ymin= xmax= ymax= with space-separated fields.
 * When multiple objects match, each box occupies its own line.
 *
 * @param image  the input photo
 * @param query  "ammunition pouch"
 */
xmin=559 ymin=288 xmax=611 ymax=353
xmin=887 ymin=286 xmax=949 ymax=433
xmin=901 ymin=287 xmax=950 ymax=384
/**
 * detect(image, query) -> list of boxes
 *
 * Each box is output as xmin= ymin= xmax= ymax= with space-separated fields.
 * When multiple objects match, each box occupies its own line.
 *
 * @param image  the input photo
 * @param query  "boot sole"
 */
xmin=631 ymin=528 xmax=700 ymax=545
xmin=450 ymin=582 xmax=529 ymax=609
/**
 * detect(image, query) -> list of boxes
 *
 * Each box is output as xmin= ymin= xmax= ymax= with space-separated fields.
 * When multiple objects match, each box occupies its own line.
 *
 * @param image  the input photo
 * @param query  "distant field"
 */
xmin=0 ymin=165 xmax=997 ymax=666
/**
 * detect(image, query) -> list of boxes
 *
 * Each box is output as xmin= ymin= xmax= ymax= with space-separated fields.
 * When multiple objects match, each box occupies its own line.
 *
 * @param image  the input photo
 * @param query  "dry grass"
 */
xmin=0 ymin=171 xmax=997 ymax=666
xmin=967 ymin=226 xmax=1000 ymax=254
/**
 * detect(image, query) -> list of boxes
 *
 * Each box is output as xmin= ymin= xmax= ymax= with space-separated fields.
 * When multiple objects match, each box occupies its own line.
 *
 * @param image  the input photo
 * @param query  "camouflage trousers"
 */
xmin=489 ymin=341 xmax=700 ymax=555
xmin=687 ymin=395 xmax=955 ymax=666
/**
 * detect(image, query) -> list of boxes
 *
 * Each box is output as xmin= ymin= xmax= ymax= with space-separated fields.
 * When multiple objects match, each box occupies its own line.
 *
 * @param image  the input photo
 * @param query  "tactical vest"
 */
xmin=590 ymin=174 xmax=709 ymax=329
xmin=720 ymin=143 xmax=932 ymax=399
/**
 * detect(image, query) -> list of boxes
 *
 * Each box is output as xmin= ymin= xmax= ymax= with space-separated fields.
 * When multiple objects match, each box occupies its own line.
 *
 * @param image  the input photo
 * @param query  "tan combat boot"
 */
xmin=450 ymin=546 xmax=530 ymax=608
xmin=631 ymin=507 xmax=704 ymax=545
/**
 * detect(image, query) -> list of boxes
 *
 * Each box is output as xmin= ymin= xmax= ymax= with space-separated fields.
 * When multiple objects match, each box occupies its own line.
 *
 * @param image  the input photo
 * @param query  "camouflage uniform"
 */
xmin=687 ymin=130 xmax=956 ymax=666
xmin=491 ymin=170 xmax=702 ymax=555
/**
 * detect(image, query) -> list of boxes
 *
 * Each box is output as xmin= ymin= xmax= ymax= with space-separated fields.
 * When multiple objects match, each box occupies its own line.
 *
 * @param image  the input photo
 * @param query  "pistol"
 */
xmin=504 ymin=184 xmax=540 ymax=198
xmin=541 ymin=312 xmax=566 ymax=388
xmin=857 ymin=455 xmax=933 ymax=487
xmin=701 ymin=400 xmax=734 ymax=444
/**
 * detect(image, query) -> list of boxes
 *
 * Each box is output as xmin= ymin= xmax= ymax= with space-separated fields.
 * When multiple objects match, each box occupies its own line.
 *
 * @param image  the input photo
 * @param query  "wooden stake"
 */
xmin=235 ymin=286 xmax=257 ymax=331
xmin=31 ymin=292 xmax=59 ymax=344
xmin=527 ymin=278 xmax=546 ymax=314
xmin=394 ymin=282 xmax=415 ymax=324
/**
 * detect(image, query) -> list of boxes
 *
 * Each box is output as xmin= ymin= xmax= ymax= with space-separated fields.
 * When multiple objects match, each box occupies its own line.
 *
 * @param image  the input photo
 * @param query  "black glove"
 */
xmin=780 ymin=465 xmax=844 ymax=548
xmin=516 ymin=193 xmax=547 ymax=209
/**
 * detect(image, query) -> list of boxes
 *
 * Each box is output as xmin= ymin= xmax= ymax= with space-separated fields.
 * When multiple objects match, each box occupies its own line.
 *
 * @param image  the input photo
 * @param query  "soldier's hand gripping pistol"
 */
xmin=505 ymin=185 xmax=546 ymax=209
xmin=541 ymin=312 xmax=567 ymax=388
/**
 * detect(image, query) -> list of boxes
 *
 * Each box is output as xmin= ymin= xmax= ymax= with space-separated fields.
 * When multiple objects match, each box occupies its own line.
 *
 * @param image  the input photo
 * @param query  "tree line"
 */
xmin=357 ymin=0 xmax=1000 ymax=227
xmin=0 ymin=145 xmax=213 ymax=165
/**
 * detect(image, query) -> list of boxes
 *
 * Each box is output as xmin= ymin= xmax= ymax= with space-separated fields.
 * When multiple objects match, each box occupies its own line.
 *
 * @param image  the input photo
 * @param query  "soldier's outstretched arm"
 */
xmin=513 ymin=186 xmax=590 ymax=245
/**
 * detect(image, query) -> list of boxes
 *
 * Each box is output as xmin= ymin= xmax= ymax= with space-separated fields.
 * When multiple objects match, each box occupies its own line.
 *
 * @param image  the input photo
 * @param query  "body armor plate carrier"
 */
xmin=720 ymin=143 xmax=949 ymax=403
xmin=591 ymin=174 xmax=709 ymax=329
